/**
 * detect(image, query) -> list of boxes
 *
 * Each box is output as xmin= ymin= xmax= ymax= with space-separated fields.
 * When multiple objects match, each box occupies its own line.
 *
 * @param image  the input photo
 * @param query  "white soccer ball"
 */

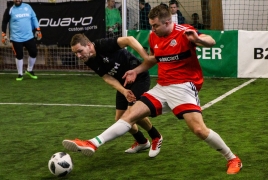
xmin=48 ymin=152 xmax=73 ymax=177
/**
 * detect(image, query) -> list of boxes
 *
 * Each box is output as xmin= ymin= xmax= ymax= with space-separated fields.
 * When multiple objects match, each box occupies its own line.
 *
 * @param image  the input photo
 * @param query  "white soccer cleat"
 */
xmin=149 ymin=135 xmax=163 ymax=158
xmin=125 ymin=140 xmax=150 ymax=153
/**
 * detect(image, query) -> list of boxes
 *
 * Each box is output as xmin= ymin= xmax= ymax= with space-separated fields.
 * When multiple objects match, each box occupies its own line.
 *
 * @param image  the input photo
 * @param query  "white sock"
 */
xmin=204 ymin=129 xmax=236 ymax=161
xmin=15 ymin=58 xmax=23 ymax=75
xmin=27 ymin=57 xmax=36 ymax=71
xmin=90 ymin=119 xmax=131 ymax=148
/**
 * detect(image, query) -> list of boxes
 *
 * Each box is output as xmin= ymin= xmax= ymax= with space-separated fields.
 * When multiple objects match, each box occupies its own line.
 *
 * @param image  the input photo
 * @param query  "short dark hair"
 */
xmin=192 ymin=13 xmax=199 ymax=17
xmin=139 ymin=0 xmax=145 ymax=5
xmin=70 ymin=34 xmax=91 ymax=47
xmin=169 ymin=0 xmax=179 ymax=7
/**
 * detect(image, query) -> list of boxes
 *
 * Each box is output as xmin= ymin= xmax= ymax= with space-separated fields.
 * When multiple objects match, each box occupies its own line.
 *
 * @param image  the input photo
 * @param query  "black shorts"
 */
xmin=11 ymin=38 xmax=37 ymax=59
xmin=116 ymin=72 xmax=150 ymax=110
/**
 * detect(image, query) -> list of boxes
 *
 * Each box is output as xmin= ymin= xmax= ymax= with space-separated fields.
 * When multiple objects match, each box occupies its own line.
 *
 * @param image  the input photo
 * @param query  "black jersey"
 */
xmin=84 ymin=37 xmax=148 ymax=84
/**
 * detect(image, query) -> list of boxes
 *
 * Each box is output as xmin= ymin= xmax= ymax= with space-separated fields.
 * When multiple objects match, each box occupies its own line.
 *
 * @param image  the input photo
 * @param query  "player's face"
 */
xmin=71 ymin=43 xmax=95 ymax=62
xmin=108 ymin=0 xmax=115 ymax=8
xmin=169 ymin=4 xmax=178 ymax=15
xmin=14 ymin=0 xmax=22 ymax=6
xmin=150 ymin=17 xmax=171 ymax=37
xmin=192 ymin=15 xmax=199 ymax=23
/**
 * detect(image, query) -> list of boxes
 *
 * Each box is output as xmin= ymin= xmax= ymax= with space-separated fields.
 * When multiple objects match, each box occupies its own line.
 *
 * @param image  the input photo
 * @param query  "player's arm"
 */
xmin=102 ymin=74 xmax=136 ymax=102
xmin=184 ymin=29 xmax=215 ymax=47
xmin=30 ymin=6 xmax=39 ymax=29
xmin=133 ymin=55 xmax=156 ymax=74
xmin=2 ymin=8 xmax=10 ymax=45
xmin=122 ymin=56 xmax=156 ymax=87
xmin=195 ymin=34 xmax=215 ymax=47
xmin=1 ymin=8 xmax=10 ymax=34
xmin=30 ymin=7 xmax=42 ymax=40
xmin=117 ymin=36 xmax=149 ymax=62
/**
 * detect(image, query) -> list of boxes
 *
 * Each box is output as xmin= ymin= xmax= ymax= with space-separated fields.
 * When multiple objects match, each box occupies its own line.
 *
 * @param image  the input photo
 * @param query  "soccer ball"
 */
xmin=48 ymin=152 xmax=73 ymax=177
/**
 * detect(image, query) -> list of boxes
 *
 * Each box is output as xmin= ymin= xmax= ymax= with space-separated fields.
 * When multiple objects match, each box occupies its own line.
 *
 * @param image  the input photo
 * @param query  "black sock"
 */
xmin=132 ymin=130 xmax=147 ymax=144
xmin=148 ymin=126 xmax=161 ymax=139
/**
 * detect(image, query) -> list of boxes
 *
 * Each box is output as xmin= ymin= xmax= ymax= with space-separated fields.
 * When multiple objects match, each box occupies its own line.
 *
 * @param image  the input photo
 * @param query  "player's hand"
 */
xmin=1 ymin=32 xmax=9 ymax=45
xmin=184 ymin=29 xmax=198 ymax=43
xmin=122 ymin=70 xmax=137 ymax=87
xmin=123 ymin=89 xmax=136 ymax=102
xmin=35 ymin=28 xmax=42 ymax=40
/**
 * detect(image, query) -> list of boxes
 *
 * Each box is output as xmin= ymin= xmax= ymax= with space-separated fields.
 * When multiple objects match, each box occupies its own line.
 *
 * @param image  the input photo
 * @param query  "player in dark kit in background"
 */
xmin=62 ymin=5 xmax=242 ymax=174
xmin=1 ymin=0 xmax=42 ymax=81
xmin=64 ymin=34 xmax=162 ymax=157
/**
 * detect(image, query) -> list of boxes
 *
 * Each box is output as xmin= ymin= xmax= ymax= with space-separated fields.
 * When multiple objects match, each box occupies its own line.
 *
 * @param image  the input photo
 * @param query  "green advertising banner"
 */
xmin=127 ymin=30 xmax=238 ymax=77
xmin=198 ymin=30 xmax=238 ymax=77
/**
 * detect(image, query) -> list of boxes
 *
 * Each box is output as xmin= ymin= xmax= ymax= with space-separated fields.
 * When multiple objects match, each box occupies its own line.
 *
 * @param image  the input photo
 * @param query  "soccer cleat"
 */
xmin=125 ymin=139 xmax=150 ymax=153
xmin=25 ymin=70 xmax=38 ymax=79
xmin=227 ymin=155 xmax=242 ymax=174
xmin=62 ymin=139 xmax=97 ymax=157
xmin=16 ymin=74 xmax=23 ymax=81
xmin=149 ymin=135 xmax=163 ymax=158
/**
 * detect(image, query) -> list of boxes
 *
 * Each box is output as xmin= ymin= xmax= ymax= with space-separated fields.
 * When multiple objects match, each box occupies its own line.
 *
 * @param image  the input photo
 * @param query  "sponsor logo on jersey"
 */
xmin=15 ymin=13 xmax=30 ymax=18
xmin=108 ymin=63 xmax=120 ymax=76
xmin=157 ymin=50 xmax=191 ymax=62
xmin=158 ymin=55 xmax=180 ymax=62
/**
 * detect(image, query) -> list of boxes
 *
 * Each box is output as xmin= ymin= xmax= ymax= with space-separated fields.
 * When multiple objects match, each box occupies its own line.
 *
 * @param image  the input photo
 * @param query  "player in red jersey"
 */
xmin=62 ymin=5 xmax=242 ymax=174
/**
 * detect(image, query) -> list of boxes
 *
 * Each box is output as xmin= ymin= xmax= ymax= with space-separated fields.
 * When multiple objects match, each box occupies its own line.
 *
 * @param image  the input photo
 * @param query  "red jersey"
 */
xmin=149 ymin=23 xmax=203 ymax=91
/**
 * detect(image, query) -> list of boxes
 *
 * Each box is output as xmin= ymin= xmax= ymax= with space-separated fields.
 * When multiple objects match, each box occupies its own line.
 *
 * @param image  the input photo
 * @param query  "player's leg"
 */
xmin=183 ymin=112 xmax=242 ymax=174
xmin=24 ymin=38 xmax=38 ymax=79
xmin=170 ymin=82 xmax=242 ymax=174
xmin=62 ymin=100 xmax=151 ymax=157
xmin=126 ymin=74 xmax=162 ymax=155
xmin=11 ymin=41 xmax=24 ymax=81
xmin=62 ymin=83 xmax=166 ymax=157
xmin=115 ymin=108 xmax=150 ymax=153
xmin=135 ymin=116 xmax=162 ymax=157
xmin=115 ymin=91 xmax=150 ymax=153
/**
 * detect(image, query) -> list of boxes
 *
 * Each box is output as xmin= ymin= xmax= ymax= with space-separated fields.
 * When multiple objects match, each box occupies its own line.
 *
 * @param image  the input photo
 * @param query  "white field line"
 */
xmin=201 ymin=78 xmax=256 ymax=110
xmin=0 ymin=72 xmax=95 ymax=76
xmin=0 ymin=78 xmax=256 ymax=110
xmin=0 ymin=102 xmax=115 ymax=108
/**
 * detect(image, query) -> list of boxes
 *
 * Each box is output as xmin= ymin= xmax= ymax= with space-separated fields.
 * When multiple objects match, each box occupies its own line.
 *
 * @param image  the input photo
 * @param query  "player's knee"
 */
xmin=16 ymin=55 xmax=23 ymax=60
xmin=29 ymin=52 xmax=37 ymax=58
xmin=192 ymin=127 xmax=209 ymax=140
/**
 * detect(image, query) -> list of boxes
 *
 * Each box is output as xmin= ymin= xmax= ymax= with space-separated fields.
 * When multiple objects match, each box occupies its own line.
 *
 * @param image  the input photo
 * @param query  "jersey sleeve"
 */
xmin=149 ymin=33 xmax=154 ymax=55
xmin=1 ymin=7 xmax=10 ymax=33
xmin=184 ymin=24 xmax=202 ymax=35
xmin=29 ymin=5 xmax=39 ymax=29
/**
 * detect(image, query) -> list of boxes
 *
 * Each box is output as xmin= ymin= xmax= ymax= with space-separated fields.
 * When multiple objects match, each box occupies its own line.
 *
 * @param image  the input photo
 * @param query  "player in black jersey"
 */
xmin=66 ymin=34 xmax=162 ymax=156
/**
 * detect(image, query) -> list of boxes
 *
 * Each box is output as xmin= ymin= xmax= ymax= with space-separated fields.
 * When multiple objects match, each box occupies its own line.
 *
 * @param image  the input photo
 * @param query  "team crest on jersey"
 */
xmin=170 ymin=39 xmax=177 ymax=47
xmin=24 ymin=7 xmax=28 ymax=11
xmin=103 ymin=57 xmax=109 ymax=63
